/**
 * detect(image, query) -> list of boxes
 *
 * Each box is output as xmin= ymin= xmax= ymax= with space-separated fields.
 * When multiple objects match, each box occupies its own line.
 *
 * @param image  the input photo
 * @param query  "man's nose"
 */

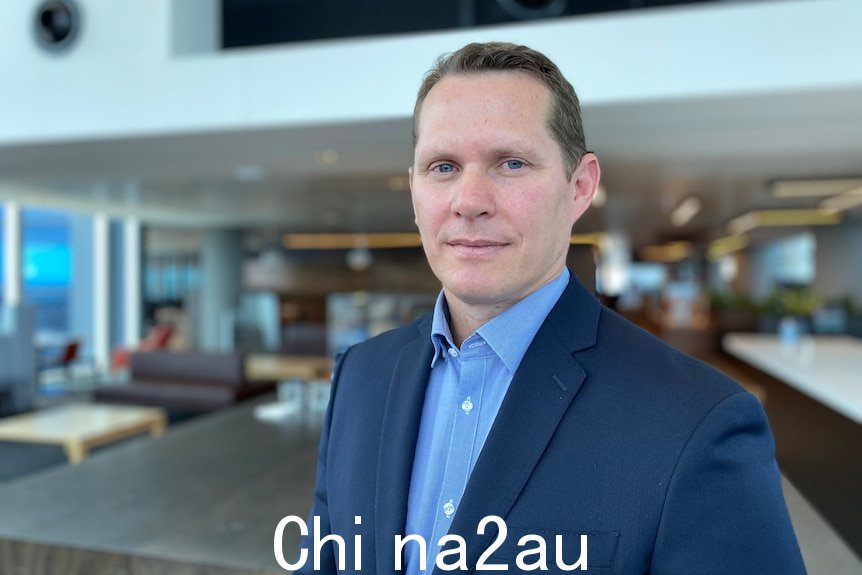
xmin=450 ymin=168 xmax=496 ymax=219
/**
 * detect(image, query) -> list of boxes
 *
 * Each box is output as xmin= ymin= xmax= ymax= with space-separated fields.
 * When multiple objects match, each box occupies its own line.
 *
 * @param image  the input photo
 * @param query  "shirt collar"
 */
xmin=430 ymin=291 xmax=456 ymax=368
xmin=429 ymin=268 xmax=570 ymax=373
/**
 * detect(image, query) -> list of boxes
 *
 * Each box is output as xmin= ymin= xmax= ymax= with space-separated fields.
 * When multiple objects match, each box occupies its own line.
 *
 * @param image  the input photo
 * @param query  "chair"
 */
xmin=111 ymin=324 xmax=174 ymax=371
xmin=39 ymin=339 xmax=80 ymax=377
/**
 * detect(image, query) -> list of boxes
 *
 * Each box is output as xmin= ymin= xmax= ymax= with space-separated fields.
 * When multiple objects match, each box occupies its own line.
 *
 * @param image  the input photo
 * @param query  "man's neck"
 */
xmin=445 ymin=297 xmax=509 ymax=347
xmin=443 ymin=269 xmax=567 ymax=347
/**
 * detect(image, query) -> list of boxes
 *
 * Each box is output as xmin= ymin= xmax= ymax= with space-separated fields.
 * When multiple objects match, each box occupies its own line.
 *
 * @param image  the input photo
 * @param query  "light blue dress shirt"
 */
xmin=404 ymin=268 xmax=570 ymax=573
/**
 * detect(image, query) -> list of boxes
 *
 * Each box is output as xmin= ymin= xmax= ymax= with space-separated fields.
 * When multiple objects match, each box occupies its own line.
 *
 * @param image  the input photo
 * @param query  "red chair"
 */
xmin=39 ymin=339 xmax=80 ymax=377
xmin=111 ymin=324 xmax=174 ymax=371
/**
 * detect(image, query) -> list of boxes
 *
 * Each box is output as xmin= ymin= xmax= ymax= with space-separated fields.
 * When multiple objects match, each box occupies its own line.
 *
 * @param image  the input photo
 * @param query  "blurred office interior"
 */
xmin=0 ymin=0 xmax=860 ymax=573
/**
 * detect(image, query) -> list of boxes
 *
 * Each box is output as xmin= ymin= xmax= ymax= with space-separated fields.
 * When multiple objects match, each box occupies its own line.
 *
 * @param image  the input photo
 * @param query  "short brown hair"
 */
xmin=413 ymin=42 xmax=587 ymax=177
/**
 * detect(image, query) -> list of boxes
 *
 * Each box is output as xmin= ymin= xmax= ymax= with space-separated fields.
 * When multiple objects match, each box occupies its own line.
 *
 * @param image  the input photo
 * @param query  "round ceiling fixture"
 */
xmin=495 ymin=0 xmax=568 ymax=20
xmin=34 ymin=0 xmax=82 ymax=53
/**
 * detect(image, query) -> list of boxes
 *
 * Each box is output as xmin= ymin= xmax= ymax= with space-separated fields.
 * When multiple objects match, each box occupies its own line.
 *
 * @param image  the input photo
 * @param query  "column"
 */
xmin=123 ymin=217 xmax=142 ymax=346
xmin=199 ymin=229 xmax=242 ymax=351
xmin=92 ymin=213 xmax=110 ymax=371
xmin=2 ymin=201 xmax=22 ymax=306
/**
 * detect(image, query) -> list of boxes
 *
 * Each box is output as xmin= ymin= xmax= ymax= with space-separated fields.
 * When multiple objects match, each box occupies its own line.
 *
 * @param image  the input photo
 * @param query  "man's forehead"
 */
xmin=418 ymin=71 xmax=551 ymax=118
xmin=415 ymin=71 xmax=554 ymax=148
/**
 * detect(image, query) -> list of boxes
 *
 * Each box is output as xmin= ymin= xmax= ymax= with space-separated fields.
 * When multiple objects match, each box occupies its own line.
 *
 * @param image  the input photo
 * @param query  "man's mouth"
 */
xmin=447 ymin=239 xmax=509 ymax=255
xmin=449 ymin=239 xmax=506 ymax=247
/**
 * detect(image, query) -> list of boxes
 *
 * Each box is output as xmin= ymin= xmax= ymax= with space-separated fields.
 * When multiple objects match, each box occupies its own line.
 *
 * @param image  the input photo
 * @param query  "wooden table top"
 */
xmin=245 ymin=354 xmax=331 ymax=381
xmin=0 ymin=403 xmax=166 ymax=443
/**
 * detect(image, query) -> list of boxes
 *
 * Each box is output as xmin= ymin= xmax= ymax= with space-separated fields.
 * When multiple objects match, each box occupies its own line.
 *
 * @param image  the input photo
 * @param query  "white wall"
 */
xmin=1 ymin=0 xmax=861 ymax=145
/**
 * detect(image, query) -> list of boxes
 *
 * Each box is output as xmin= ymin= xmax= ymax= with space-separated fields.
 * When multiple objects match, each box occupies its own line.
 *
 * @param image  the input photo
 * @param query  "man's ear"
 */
xmin=569 ymin=153 xmax=601 ymax=223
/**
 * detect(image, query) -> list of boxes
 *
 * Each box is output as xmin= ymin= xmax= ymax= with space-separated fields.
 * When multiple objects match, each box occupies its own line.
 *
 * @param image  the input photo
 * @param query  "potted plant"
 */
xmin=770 ymin=287 xmax=821 ymax=344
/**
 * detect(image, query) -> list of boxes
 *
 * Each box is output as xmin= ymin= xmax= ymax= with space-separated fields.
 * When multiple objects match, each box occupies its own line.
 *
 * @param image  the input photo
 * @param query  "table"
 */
xmin=723 ymin=333 xmax=862 ymax=424
xmin=245 ymin=353 xmax=331 ymax=381
xmin=0 ymin=403 xmax=167 ymax=464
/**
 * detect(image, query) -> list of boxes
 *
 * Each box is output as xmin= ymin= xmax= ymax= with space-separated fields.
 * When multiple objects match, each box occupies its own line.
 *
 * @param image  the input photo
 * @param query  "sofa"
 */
xmin=94 ymin=350 xmax=275 ymax=414
xmin=111 ymin=323 xmax=173 ymax=371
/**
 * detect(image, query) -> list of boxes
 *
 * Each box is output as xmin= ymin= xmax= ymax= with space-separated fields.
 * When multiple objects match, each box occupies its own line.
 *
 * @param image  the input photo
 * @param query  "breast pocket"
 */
xmin=485 ymin=527 xmax=619 ymax=574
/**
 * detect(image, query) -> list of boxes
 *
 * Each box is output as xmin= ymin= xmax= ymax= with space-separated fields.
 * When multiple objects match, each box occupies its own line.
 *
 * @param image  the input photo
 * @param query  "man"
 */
xmin=298 ymin=42 xmax=805 ymax=574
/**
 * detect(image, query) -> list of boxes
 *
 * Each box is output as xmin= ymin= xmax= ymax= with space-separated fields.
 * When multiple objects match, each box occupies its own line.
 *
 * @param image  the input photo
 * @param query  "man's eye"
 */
xmin=432 ymin=163 xmax=455 ymax=173
xmin=505 ymin=159 xmax=524 ymax=170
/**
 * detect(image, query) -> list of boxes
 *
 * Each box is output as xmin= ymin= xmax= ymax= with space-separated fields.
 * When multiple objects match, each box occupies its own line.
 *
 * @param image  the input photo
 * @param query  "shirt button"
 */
xmin=448 ymin=348 xmax=459 ymax=358
xmin=461 ymin=397 xmax=473 ymax=414
xmin=443 ymin=499 xmax=456 ymax=518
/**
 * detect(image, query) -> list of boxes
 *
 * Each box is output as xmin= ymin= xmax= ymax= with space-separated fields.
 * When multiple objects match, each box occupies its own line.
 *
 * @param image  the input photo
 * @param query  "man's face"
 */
xmin=410 ymin=71 xmax=597 ymax=311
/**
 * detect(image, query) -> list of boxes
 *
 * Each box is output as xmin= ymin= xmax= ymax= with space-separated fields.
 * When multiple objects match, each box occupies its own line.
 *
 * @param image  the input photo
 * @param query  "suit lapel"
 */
xmin=375 ymin=316 xmax=434 ymax=574
xmin=434 ymin=275 xmax=601 ymax=574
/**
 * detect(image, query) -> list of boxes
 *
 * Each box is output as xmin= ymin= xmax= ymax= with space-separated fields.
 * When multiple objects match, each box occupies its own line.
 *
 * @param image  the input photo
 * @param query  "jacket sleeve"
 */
xmin=651 ymin=391 xmax=807 ymax=574
xmin=294 ymin=349 xmax=350 ymax=575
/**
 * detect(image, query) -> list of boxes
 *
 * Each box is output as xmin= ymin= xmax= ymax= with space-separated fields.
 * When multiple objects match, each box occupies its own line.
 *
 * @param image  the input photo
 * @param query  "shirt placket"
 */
xmin=428 ymin=347 xmax=485 ymax=561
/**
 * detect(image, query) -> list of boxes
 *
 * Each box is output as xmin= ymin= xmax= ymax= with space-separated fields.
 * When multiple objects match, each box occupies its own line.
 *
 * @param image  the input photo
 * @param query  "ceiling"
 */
xmin=1 ymin=83 xmax=861 ymax=251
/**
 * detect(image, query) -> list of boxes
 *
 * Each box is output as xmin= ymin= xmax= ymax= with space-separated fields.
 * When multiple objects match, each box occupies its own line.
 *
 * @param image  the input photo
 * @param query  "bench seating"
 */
xmin=94 ymin=351 xmax=274 ymax=414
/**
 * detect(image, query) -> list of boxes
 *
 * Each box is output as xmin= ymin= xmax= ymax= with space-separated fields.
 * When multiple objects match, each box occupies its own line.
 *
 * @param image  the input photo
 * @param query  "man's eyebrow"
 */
xmin=416 ymin=144 xmax=539 ymax=162
xmin=488 ymin=146 xmax=537 ymax=158
xmin=417 ymin=149 xmax=452 ymax=161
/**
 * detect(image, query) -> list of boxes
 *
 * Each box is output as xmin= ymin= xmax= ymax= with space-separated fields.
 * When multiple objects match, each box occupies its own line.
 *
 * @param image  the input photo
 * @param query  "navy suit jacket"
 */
xmin=300 ymin=273 xmax=805 ymax=574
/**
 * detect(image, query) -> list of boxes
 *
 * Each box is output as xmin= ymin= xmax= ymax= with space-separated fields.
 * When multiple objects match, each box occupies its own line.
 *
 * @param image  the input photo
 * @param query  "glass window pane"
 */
xmin=0 ymin=203 xmax=5 ymax=305
xmin=22 ymin=207 xmax=71 ymax=334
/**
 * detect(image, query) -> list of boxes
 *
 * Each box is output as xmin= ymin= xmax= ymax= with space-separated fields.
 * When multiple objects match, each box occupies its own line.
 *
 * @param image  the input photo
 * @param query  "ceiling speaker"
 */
xmin=34 ymin=0 xmax=82 ymax=53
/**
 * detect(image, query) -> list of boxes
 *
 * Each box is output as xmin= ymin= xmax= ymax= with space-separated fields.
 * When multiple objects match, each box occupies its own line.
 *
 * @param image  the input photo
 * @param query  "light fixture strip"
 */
xmin=569 ymin=232 xmax=605 ymax=246
xmin=639 ymin=241 xmax=692 ymax=263
xmin=727 ymin=209 xmax=841 ymax=235
xmin=819 ymin=186 xmax=862 ymax=211
xmin=708 ymin=234 xmax=748 ymax=261
xmin=283 ymin=233 xmax=423 ymax=250
xmin=771 ymin=179 xmax=862 ymax=198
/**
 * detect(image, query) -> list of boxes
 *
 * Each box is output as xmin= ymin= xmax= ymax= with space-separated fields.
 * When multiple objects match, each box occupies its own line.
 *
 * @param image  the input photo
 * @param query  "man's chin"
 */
xmin=443 ymin=281 xmax=508 ymax=307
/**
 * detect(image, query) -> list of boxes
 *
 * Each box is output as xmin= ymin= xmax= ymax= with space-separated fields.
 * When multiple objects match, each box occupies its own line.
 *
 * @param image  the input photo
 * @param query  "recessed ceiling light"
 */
xmin=670 ymin=196 xmax=702 ymax=227
xmin=233 ymin=164 xmax=266 ymax=182
xmin=316 ymin=149 xmax=339 ymax=166
xmin=346 ymin=247 xmax=373 ymax=271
